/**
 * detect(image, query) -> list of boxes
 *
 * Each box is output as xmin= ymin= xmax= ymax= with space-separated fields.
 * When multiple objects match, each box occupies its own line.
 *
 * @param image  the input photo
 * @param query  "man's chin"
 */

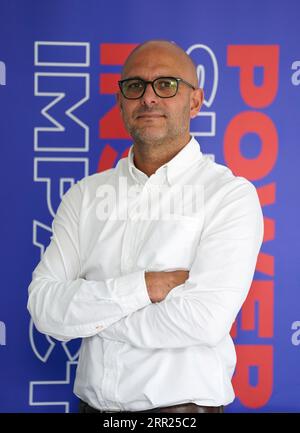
xmin=131 ymin=129 xmax=167 ymax=145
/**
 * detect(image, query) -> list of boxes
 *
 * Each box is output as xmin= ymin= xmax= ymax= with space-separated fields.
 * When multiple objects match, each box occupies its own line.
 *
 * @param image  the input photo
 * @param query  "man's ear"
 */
xmin=190 ymin=88 xmax=204 ymax=119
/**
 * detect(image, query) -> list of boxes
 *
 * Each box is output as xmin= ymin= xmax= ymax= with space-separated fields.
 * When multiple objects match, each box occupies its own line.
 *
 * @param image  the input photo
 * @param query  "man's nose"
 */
xmin=140 ymin=83 xmax=159 ymax=105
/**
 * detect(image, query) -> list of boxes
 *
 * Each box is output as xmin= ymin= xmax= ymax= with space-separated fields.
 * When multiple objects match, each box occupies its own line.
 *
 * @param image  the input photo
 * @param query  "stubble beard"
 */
xmin=125 ymin=106 xmax=191 ymax=156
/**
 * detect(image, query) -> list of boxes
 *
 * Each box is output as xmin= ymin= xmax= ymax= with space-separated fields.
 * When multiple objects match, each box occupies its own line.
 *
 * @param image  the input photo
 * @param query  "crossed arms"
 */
xmin=28 ymin=177 xmax=263 ymax=349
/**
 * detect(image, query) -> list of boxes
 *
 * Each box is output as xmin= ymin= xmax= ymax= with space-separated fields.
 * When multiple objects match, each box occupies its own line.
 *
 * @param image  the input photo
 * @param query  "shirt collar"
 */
xmin=127 ymin=137 xmax=203 ymax=185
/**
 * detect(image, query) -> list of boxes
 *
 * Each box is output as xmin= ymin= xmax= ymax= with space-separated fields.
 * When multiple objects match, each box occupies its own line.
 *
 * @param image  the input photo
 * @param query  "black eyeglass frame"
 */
xmin=118 ymin=76 xmax=196 ymax=99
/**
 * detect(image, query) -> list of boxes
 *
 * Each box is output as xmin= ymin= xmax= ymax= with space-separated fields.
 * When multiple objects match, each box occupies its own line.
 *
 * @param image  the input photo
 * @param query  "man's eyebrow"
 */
xmin=121 ymin=75 xmax=176 ymax=81
xmin=120 ymin=76 xmax=144 ymax=81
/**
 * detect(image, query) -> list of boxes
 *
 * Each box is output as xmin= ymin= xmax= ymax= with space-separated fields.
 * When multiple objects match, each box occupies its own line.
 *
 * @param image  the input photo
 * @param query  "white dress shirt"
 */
xmin=28 ymin=137 xmax=264 ymax=411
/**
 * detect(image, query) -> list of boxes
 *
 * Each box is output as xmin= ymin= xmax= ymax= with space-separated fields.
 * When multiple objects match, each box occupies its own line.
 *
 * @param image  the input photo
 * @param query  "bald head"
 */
xmin=121 ymin=40 xmax=198 ymax=88
xmin=117 ymin=39 xmax=204 ymax=163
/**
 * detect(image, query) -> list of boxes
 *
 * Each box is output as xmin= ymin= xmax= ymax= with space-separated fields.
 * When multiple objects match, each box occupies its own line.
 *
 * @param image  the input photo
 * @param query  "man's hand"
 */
xmin=145 ymin=270 xmax=189 ymax=303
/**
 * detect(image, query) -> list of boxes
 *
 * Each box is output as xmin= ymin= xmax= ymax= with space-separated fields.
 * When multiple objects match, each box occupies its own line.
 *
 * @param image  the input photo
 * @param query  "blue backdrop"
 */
xmin=0 ymin=0 xmax=299 ymax=413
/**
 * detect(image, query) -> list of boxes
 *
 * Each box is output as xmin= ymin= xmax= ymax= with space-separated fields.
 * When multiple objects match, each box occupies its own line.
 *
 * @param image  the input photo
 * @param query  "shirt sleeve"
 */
xmin=99 ymin=180 xmax=264 ymax=349
xmin=27 ymin=180 xmax=151 ymax=342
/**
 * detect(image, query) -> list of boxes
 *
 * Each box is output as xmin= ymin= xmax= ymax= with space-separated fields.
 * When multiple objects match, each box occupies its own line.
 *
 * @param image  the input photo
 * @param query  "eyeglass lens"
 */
xmin=121 ymin=78 xmax=178 ymax=98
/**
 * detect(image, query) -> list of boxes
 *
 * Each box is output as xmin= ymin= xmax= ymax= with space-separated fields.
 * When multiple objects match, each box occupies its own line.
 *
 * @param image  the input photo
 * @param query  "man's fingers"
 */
xmin=171 ymin=270 xmax=189 ymax=286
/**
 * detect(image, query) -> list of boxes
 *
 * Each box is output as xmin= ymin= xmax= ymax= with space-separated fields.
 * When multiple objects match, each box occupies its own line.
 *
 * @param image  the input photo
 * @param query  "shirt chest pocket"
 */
xmin=136 ymin=215 xmax=203 ymax=271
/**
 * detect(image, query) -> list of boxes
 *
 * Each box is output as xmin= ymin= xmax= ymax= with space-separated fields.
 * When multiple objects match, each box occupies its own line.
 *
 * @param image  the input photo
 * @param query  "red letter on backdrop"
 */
xmin=241 ymin=280 xmax=274 ymax=337
xmin=227 ymin=45 xmax=279 ymax=108
xmin=224 ymin=111 xmax=278 ymax=180
xmin=233 ymin=345 xmax=273 ymax=408
xmin=255 ymin=184 xmax=276 ymax=275
xmin=99 ymin=43 xmax=138 ymax=139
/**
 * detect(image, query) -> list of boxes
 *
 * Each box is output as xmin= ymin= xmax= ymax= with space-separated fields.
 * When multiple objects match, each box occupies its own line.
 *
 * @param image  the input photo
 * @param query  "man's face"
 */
xmin=118 ymin=47 xmax=201 ymax=147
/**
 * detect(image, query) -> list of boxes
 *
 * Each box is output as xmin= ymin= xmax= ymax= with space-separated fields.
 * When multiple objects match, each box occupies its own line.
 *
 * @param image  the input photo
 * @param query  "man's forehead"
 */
xmin=122 ymin=42 xmax=197 ymax=84
xmin=122 ymin=61 xmax=182 ymax=79
xmin=125 ymin=45 xmax=182 ymax=66
xmin=122 ymin=47 xmax=195 ymax=78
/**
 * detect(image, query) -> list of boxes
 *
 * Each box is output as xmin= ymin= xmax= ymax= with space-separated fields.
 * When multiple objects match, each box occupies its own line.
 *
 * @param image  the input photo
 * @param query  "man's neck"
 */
xmin=132 ymin=137 xmax=191 ymax=177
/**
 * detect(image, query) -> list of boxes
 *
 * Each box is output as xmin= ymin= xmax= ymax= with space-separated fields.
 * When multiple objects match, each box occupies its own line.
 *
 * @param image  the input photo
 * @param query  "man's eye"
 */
xmin=157 ymin=80 xmax=177 ymax=90
xmin=159 ymin=80 xmax=172 ymax=88
xmin=127 ymin=81 xmax=143 ymax=90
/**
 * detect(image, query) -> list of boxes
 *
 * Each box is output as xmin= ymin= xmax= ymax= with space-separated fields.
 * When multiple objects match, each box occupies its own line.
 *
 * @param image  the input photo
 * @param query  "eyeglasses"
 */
xmin=118 ymin=76 xmax=196 ymax=99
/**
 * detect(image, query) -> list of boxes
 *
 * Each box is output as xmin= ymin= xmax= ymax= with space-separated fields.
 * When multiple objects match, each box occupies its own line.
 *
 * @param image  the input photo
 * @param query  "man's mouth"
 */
xmin=136 ymin=113 xmax=165 ymax=119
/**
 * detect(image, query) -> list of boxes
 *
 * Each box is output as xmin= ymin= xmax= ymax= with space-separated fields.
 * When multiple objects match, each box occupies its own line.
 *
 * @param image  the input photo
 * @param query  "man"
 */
xmin=28 ymin=40 xmax=264 ymax=413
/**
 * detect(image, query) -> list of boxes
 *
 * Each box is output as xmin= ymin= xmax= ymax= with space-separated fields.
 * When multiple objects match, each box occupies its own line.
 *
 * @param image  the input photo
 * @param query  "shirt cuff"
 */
xmin=112 ymin=269 xmax=151 ymax=314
